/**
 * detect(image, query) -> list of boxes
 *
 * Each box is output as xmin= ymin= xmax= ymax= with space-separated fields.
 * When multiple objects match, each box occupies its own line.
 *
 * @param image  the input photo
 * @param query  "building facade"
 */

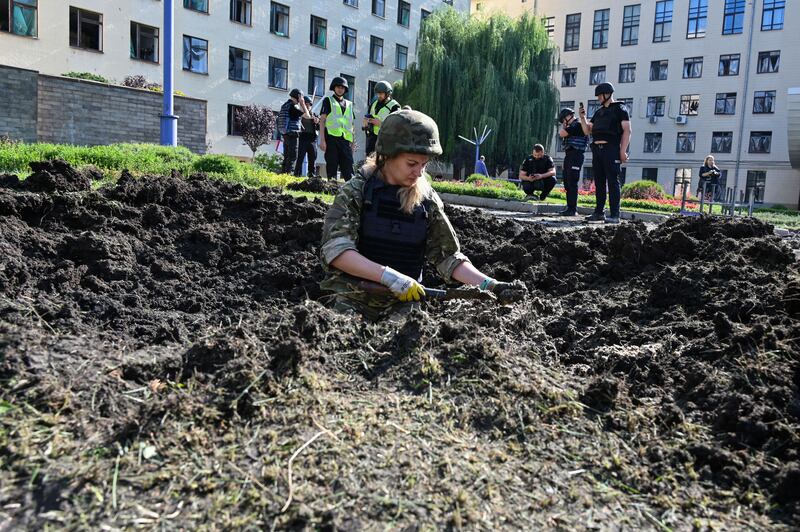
xmin=0 ymin=0 xmax=468 ymax=158
xmin=472 ymin=0 xmax=798 ymax=207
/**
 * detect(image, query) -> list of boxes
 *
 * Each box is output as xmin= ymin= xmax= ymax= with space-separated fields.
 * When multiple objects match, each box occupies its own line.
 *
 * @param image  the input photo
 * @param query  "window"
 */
xmin=370 ymin=35 xmax=384 ymax=65
xmin=762 ymin=0 xmax=784 ymax=30
xmin=230 ymin=0 xmax=251 ymax=25
xmin=560 ymin=100 xmax=576 ymax=110
xmin=619 ymin=63 xmax=636 ymax=83
xmin=715 ymin=92 xmax=736 ymax=115
xmin=341 ymin=73 xmax=355 ymax=101
xmin=396 ymin=44 xmax=408 ymax=71
xmin=711 ymin=131 xmax=733 ymax=153
xmin=644 ymin=133 xmax=662 ymax=153
xmin=653 ymin=0 xmax=673 ymax=42
xmin=592 ymin=9 xmax=609 ymax=49
xmin=344 ymin=0 xmax=358 ymax=6
xmin=69 ymin=7 xmax=103 ymax=51
xmin=229 ymin=46 xmax=250 ymax=82
xmin=227 ymin=104 xmax=244 ymax=136
xmin=397 ymin=0 xmax=410 ymax=26
xmin=723 ymin=0 xmax=745 ymax=34
xmin=647 ymin=96 xmax=665 ymax=117
xmin=268 ymin=56 xmax=288 ymax=89
xmin=642 ymin=168 xmax=658 ymax=181
xmin=621 ymin=4 xmax=640 ymax=45
xmin=543 ymin=16 xmax=555 ymax=37
xmin=753 ymin=91 xmax=775 ymax=113
xmin=676 ymin=132 xmax=696 ymax=153
xmin=757 ymin=51 xmax=780 ymax=73
xmin=182 ymin=35 xmax=207 ymax=73
xmin=564 ymin=13 xmax=580 ymax=51
xmin=683 ymin=57 xmax=703 ymax=78
xmin=589 ymin=66 xmax=606 ymax=85
xmin=308 ymin=67 xmax=325 ymax=100
xmin=1 ymin=0 xmax=37 ymax=36
xmin=421 ymin=9 xmax=431 ymax=22
xmin=341 ymin=26 xmax=357 ymax=56
xmin=561 ymin=68 xmax=577 ymax=87
xmin=687 ymin=0 xmax=707 ymax=39
xmin=649 ymin=60 xmax=668 ymax=81
xmin=679 ymin=94 xmax=700 ymax=116
xmin=131 ymin=22 xmax=158 ymax=62
xmin=618 ymin=97 xmax=633 ymax=110
xmin=184 ymin=0 xmax=208 ymax=13
xmin=582 ymin=167 xmax=594 ymax=190
xmin=587 ymin=100 xmax=601 ymax=117
xmin=270 ymin=2 xmax=289 ymax=37
xmin=673 ymin=168 xmax=692 ymax=196
xmin=368 ymin=80 xmax=378 ymax=102
xmin=372 ymin=0 xmax=385 ymax=17
xmin=310 ymin=16 xmax=326 ymax=47
xmin=718 ymin=53 xmax=740 ymax=76
xmin=745 ymin=171 xmax=766 ymax=203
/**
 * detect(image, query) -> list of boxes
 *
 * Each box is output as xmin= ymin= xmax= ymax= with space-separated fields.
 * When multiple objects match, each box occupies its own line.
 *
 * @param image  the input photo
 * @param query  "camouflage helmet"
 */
xmin=375 ymin=110 xmax=443 ymax=157
xmin=374 ymin=80 xmax=393 ymax=95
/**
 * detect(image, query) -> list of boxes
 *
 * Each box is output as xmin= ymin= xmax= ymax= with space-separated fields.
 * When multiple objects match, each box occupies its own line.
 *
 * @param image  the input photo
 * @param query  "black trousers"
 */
xmin=365 ymin=134 xmax=377 ymax=158
xmin=522 ymin=176 xmax=557 ymax=200
xmin=294 ymin=135 xmax=317 ymax=177
xmin=563 ymin=150 xmax=584 ymax=212
xmin=325 ymin=134 xmax=354 ymax=181
xmin=281 ymin=133 xmax=299 ymax=174
xmin=590 ymin=143 xmax=621 ymax=217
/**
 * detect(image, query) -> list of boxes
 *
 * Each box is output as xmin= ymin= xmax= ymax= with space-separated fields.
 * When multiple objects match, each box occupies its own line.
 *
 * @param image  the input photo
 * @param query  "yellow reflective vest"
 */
xmin=325 ymin=96 xmax=355 ymax=142
xmin=369 ymin=98 xmax=400 ymax=135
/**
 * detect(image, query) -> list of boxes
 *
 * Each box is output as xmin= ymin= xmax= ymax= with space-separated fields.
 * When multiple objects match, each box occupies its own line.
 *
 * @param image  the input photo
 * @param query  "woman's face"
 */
xmin=708 ymin=156 xmax=715 ymax=165
xmin=383 ymin=153 xmax=430 ymax=187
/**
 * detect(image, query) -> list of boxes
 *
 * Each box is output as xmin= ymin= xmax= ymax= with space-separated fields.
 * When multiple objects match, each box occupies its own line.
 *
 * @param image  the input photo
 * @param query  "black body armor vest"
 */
xmin=357 ymin=175 xmax=429 ymax=280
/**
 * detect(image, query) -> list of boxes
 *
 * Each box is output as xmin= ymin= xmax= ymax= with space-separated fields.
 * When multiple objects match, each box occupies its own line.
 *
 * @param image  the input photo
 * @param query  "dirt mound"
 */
xmin=1 ymin=163 xmax=798 ymax=529
xmin=286 ymin=176 xmax=341 ymax=195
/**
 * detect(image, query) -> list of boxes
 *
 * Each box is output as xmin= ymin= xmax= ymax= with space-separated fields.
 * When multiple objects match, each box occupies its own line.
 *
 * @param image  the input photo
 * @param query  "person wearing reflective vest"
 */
xmin=319 ymin=110 xmax=525 ymax=321
xmin=364 ymin=80 xmax=401 ymax=157
xmin=319 ymin=76 xmax=356 ymax=181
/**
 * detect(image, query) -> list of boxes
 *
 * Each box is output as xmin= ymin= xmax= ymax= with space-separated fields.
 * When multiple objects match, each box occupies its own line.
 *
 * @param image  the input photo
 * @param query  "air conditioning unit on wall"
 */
xmin=675 ymin=116 xmax=688 ymax=124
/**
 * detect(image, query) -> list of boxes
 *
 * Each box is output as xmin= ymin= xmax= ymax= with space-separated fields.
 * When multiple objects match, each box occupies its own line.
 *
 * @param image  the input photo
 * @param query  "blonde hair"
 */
xmin=362 ymin=153 xmax=432 ymax=214
xmin=704 ymin=155 xmax=715 ymax=166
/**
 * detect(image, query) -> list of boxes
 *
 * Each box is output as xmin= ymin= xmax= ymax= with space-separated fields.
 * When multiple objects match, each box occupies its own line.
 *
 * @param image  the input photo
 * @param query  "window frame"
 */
xmin=308 ymin=66 xmax=326 ymax=100
xmin=714 ymin=92 xmax=736 ymax=115
xmin=686 ymin=0 xmax=708 ymax=39
xmin=343 ymin=0 xmax=358 ymax=7
xmin=182 ymin=34 xmax=208 ymax=74
xmin=745 ymin=170 xmax=766 ymax=203
xmin=592 ymin=8 xmax=610 ymax=49
xmin=643 ymin=132 xmax=663 ymax=153
xmin=646 ymin=96 xmax=665 ymax=117
xmin=589 ymin=65 xmax=606 ymax=86
xmin=228 ymin=46 xmax=251 ymax=82
xmin=653 ymin=0 xmax=673 ymax=42
xmin=372 ymin=0 xmax=385 ymax=18
xmin=748 ymin=132 xmax=772 ymax=153
xmin=310 ymin=15 xmax=327 ymax=48
xmin=69 ymin=6 xmax=103 ymax=52
xmin=761 ymin=0 xmax=784 ymax=31
xmin=369 ymin=35 xmax=384 ymax=65
xmin=227 ymin=104 xmax=245 ymax=136
xmin=270 ymin=1 xmax=290 ymax=37
xmin=564 ymin=13 xmax=581 ymax=51
xmin=649 ymin=60 xmax=668 ymax=81
xmin=621 ymin=4 xmax=640 ymax=46
xmin=756 ymin=50 xmax=780 ymax=73
xmin=642 ymin=168 xmax=658 ymax=181
xmin=682 ymin=57 xmax=703 ymax=79
xmin=2 ymin=0 xmax=38 ymax=37
xmin=619 ymin=63 xmax=636 ymax=83
xmin=679 ymin=94 xmax=700 ymax=116
xmin=341 ymin=73 xmax=356 ymax=102
xmin=722 ymin=0 xmax=745 ymax=35
xmin=341 ymin=26 xmax=357 ymax=57
xmin=395 ymin=43 xmax=408 ymax=71
xmin=752 ymin=90 xmax=776 ymax=114
xmin=268 ymin=56 xmax=288 ymax=90
xmin=718 ymin=53 xmax=740 ymax=76
xmin=397 ymin=0 xmax=410 ymax=27
xmin=711 ymin=131 xmax=733 ymax=153
xmin=676 ymin=132 xmax=696 ymax=154
xmin=130 ymin=21 xmax=159 ymax=63
xmin=561 ymin=67 xmax=577 ymax=87
xmin=230 ymin=0 xmax=252 ymax=25
xmin=183 ymin=0 xmax=208 ymax=14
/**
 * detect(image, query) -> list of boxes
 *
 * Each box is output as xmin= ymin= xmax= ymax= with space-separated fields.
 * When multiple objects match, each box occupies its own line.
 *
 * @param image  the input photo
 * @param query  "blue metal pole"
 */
xmin=474 ymin=142 xmax=479 ymax=172
xmin=160 ymin=0 xmax=178 ymax=146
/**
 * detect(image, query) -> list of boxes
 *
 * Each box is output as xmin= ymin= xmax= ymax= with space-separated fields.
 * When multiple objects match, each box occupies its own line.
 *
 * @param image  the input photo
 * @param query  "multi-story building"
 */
xmin=472 ymin=0 xmax=798 ymax=207
xmin=0 ymin=0 xmax=468 ymax=158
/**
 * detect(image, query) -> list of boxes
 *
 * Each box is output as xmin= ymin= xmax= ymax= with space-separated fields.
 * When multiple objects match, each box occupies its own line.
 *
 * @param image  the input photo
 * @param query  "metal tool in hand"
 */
xmin=356 ymin=280 xmax=497 ymax=302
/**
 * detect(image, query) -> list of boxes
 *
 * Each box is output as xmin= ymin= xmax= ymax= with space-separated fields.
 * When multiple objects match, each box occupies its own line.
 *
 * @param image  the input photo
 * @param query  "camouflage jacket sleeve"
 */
xmin=320 ymin=177 xmax=366 ymax=267
xmin=425 ymin=189 xmax=470 ymax=282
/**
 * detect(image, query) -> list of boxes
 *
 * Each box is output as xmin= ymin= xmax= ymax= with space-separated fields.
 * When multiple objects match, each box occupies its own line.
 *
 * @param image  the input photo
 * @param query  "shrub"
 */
xmin=621 ymin=180 xmax=666 ymax=200
xmin=122 ymin=75 xmax=187 ymax=96
xmin=193 ymin=154 xmax=239 ymax=175
xmin=253 ymin=153 xmax=282 ymax=172
xmin=62 ymin=72 xmax=110 ymax=83
xmin=432 ymin=180 xmax=526 ymax=201
xmin=464 ymin=174 xmax=519 ymax=191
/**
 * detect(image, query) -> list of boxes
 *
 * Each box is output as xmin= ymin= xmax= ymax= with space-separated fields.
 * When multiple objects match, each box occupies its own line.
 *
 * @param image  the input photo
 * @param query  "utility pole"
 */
xmin=160 ymin=0 xmax=178 ymax=146
xmin=458 ymin=125 xmax=492 ymax=172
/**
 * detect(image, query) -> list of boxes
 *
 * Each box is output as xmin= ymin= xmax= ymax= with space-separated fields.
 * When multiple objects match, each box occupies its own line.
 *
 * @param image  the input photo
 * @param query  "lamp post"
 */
xmin=160 ymin=0 xmax=178 ymax=146
xmin=458 ymin=125 xmax=492 ymax=173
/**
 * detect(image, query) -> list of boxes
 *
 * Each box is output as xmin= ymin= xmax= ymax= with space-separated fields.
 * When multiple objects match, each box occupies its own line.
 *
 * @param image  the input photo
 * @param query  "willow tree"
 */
xmin=394 ymin=9 xmax=559 ymax=169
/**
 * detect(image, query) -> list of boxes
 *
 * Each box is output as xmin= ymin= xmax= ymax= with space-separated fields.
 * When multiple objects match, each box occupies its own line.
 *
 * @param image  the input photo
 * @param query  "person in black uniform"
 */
xmin=294 ymin=95 xmax=319 ymax=177
xmin=698 ymin=155 xmax=721 ymax=200
xmin=519 ymin=144 xmax=556 ymax=201
xmin=579 ymin=82 xmax=631 ymax=224
xmin=557 ymin=107 xmax=590 ymax=216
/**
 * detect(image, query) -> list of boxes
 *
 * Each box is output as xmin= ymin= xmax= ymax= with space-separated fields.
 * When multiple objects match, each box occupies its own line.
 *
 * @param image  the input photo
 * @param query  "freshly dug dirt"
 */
xmin=286 ymin=177 xmax=341 ymax=195
xmin=1 ymin=163 xmax=797 ymax=529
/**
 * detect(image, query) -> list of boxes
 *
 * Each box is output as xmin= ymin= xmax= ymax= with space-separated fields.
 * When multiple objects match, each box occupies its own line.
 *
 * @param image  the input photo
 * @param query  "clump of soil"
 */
xmin=0 ymin=162 xmax=797 ymax=529
xmin=286 ymin=177 xmax=340 ymax=195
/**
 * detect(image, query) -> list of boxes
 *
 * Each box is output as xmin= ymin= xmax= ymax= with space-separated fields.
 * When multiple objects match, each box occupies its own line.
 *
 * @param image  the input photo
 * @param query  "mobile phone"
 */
xmin=579 ymin=102 xmax=584 ymax=109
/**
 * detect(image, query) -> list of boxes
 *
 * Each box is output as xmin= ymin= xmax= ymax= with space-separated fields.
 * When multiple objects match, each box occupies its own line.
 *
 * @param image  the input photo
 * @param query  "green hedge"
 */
xmin=62 ymin=71 xmax=110 ymax=83
xmin=621 ymin=180 xmax=667 ymax=200
xmin=432 ymin=180 xmax=526 ymax=201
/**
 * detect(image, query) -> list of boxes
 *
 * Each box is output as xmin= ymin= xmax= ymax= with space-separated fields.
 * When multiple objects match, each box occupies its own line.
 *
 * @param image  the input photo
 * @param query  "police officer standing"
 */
xmin=579 ymin=82 xmax=631 ymax=224
xmin=364 ymin=80 xmax=401 ymax=158
xmin=320 ymin=76 xmax=356 ymax=181
xmin=294 ymin=95 xmax=319 ymax=177
xmin=557 ymin=107 xmax=589 ymax=216
xmin=278 ymin=88 xmax=310 ymax=175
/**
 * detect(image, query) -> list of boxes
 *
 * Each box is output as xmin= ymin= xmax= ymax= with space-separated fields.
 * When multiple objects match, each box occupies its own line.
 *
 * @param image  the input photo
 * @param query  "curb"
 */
xmin=438 ymin=193 xmax=670 ymax=224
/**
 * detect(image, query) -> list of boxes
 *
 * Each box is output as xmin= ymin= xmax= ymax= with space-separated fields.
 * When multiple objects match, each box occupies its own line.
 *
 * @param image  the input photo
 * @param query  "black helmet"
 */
xmin=558 ymin=108 xmax=575 ymax=122
xmin=594 ymin=82 xmax=614 ymax=96
xmin=289 ymin=88 xmax=303 ymax=99
xmin=303 ymin=95 xmax=312 ymax=105
xmin=374 ymin=80 xmax=393 ymax=95
xmin=329 ymin=76 xmax=349 ymax=91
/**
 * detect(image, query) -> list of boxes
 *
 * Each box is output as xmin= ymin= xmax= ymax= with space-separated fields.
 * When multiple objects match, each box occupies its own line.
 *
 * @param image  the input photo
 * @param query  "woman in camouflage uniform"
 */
xmin=319 ymin=110 xmax=515 ymax=320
